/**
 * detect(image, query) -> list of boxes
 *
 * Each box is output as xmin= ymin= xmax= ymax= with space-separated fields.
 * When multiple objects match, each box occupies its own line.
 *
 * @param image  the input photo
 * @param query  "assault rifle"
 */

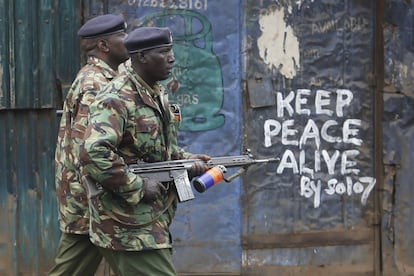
xmin=128 ymin=151 xmax=280 ymax=202
xmin=83 ymin=151 xmax=279 ymax=202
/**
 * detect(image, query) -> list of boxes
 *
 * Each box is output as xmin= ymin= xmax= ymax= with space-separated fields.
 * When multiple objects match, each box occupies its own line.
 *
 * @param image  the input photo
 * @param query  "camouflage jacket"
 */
xmin=80 ymin=62 xmax=191 ymax=251
xmin=55 ymin=56 xmax=118 ymax=234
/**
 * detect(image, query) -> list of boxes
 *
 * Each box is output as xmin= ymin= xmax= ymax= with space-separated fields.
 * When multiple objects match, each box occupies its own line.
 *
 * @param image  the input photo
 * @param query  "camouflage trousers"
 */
xmin=98 ymin=247 xmax=177 ymax=276
xmin=48 ymin=232 xmax=103 ymax=276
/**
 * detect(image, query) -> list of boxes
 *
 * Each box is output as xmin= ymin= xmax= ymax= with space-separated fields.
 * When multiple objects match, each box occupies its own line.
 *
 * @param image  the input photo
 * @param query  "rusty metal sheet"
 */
xmin=0 ymin=0 xmax=80 ymax=274
xmin=0 ymin=0 xmax=11 ymax=108
xmin=0 ymin=110 xmax=60 ymax=275
xmin=242 ymin=229 xmax=373 ymax=249
xmin=244 ymin=263 xmax=374 ymax=276
xmin=242 ymin=0 xmax=378 ymax=274
xmin=1 ymin=0 xmax=50 ymax=109
xmin=383 ymin=1 xmax=414 ymax=274
xmin=0 ymin=0 xmax=80 ymax=110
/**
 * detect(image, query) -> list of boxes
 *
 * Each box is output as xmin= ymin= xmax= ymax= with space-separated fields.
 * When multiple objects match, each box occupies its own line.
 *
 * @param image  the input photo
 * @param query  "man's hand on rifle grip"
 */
xmin=142 ymin=178 xmax=167 ymax=203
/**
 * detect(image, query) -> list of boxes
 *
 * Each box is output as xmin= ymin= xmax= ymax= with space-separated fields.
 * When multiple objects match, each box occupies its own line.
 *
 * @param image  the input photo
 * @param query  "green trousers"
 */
xmin=48 ymin=232 xmax=102 ymax=276
xmin=98 ymin=247 xmax=177 ymax=276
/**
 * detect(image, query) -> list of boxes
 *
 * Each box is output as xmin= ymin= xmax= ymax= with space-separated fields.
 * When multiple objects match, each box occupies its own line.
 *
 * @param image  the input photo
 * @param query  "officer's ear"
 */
xmin=97 ymin=38 xmax=110 ymax=53
xmin=137 ymin=51 xmax=148 ymax=63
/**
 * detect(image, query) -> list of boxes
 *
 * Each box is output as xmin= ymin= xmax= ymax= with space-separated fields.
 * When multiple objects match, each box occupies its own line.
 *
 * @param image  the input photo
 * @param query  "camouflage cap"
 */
xmin=125 ymin=27 xmax=173 ymax=53
xmin=78 ymin=14 xmax=127 ymax=38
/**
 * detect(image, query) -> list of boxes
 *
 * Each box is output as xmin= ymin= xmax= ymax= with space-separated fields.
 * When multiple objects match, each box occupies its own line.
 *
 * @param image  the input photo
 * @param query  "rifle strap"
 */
xmin=99 ymin=191 xmax=176 ymax=229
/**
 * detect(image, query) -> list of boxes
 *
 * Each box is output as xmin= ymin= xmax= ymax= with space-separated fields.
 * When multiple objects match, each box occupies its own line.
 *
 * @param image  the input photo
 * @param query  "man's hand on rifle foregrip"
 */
xmin=188 ymin=154 xmax=211 ymax=178
xmin=142 ymin=178 xmax=167 ymax=203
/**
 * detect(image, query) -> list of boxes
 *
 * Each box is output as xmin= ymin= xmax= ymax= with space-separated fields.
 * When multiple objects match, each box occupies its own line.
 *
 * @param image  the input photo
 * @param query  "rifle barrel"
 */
xmin=129 ymin=156 xmax=280 ymax=173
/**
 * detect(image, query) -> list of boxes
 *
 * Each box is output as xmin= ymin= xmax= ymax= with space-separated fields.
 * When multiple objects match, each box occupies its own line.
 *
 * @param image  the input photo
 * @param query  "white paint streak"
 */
xmin=257 ymin=7 xmax=300 ymax=79
xmin=295 ymin=0 xmax=315 ymax=9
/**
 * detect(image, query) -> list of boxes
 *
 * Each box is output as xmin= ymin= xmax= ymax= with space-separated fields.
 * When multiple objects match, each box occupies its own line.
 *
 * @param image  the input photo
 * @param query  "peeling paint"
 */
xmin=295 ymin=0 xmax=314 ymax=9
xmin=257 ymin=7 xmax=300 ymax=79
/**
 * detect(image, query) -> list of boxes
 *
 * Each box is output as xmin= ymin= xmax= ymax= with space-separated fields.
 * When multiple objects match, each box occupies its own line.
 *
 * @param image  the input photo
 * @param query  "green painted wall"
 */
xmin=0 ymin=1 xmax=80 ymax=274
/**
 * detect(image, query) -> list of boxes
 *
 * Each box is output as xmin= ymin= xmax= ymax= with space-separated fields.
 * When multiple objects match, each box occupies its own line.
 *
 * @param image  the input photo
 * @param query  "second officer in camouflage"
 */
xmin=50 ymin=14 xmax=129 ymax=276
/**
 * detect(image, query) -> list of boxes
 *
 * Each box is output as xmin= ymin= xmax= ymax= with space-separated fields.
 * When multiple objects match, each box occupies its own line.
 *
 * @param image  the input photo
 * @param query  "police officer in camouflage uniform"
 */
xmin=79 ymin=27 xmax=210 ymax=275
xmin=49 ymin=14 xmax=129 ymax=276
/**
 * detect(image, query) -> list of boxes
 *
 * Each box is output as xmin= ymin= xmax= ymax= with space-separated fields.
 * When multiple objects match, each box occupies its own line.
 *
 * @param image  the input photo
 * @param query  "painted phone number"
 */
xmin=129 ymin=0 xmax=208 ymax=10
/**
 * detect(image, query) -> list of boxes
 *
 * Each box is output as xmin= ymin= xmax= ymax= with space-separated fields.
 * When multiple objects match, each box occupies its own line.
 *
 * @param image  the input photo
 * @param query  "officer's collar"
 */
xmin=135 ymin=74 xmax=162 ymax=98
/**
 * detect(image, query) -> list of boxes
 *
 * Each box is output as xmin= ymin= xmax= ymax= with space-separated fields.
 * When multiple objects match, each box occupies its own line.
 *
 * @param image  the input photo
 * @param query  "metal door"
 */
xmin=242 ymin=1 xmax=380 ymax=275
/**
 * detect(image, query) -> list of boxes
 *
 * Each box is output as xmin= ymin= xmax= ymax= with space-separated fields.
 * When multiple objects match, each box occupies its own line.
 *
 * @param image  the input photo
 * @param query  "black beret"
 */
xmin=77 ymin=14 xmax=127 ymax=38
xmin=124 ymin=27 xmax=173 ymax=53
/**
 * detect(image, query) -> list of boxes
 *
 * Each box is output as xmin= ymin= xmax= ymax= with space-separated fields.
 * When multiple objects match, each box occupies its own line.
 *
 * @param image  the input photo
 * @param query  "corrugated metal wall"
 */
xmin=242 ymin=1 xmax=380 ymax=275
xmin=1 ymin=0 xmax=414 ymax=275
xmin=383 ymin=0 xmax=414 ymax=275
xmin=0 ymin=0 xmax=81 ymax=274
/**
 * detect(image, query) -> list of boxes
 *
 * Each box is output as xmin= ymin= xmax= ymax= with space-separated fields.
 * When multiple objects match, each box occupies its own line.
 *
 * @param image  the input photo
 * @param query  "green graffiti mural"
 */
xmin=143 ymin=9 xmax=224 ymax=131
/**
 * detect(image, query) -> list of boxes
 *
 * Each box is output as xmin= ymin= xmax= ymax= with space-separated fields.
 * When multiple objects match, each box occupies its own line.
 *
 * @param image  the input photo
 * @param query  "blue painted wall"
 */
xmin=383 ymin=0 xmax=414 ymax=274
